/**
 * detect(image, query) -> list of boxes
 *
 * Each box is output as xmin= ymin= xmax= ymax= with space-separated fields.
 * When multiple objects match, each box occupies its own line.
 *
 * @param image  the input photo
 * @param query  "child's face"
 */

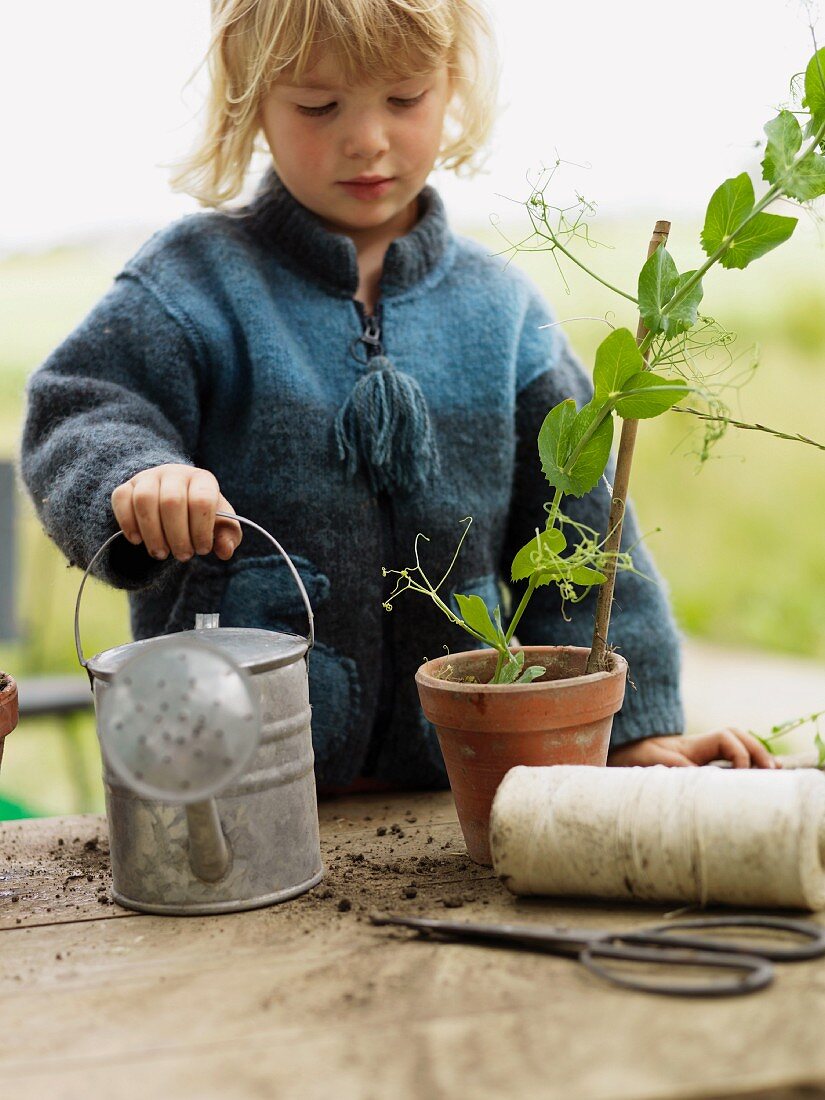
xmin=259 ymin=54 xmax=451 ymax=238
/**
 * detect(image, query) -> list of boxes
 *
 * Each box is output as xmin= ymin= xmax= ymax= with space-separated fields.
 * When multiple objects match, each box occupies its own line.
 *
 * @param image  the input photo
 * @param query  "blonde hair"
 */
xmin=169 ymin=0 xmax=499 ymax=207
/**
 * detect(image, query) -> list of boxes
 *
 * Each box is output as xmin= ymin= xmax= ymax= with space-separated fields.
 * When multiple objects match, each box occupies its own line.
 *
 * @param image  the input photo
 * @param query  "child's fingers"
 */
xmin=653 ymin=749 xmax=697 ymax=767
xmin=213 ymin=495 xmax=242 ymax=560
xmin=682 ymin=729 xmax=772 ymax=769
xmin=130 ymin=471 xmax=169 ymax=559
xmin=186 ymin=471 xmax=221 ymax=556
xmin=110 ymin=480 xmax=143 ymax=545
xmin=157 ymin=468 xmax=197 ymax=561
xmin=607 ymin=737 xmax=697 ymax=767
xmin=111 ymin=466 xmax=241 ymax=562
xmin=723 ymin=728 xmax=780 ymax=769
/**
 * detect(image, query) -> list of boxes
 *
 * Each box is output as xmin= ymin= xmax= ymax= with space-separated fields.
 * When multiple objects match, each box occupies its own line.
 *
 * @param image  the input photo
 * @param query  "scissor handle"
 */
xmin=369 ymin=913 xmax=777 ymax=998
xmin=581 ymin=940 xmax=773 ymax=998
xmin=640 ymin=915 xmax=825 ymax=962
xmin=74 ymin=511 xmax=315 ymax=671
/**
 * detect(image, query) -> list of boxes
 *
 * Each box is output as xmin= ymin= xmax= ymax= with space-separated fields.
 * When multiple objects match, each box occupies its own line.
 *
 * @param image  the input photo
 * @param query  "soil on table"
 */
xmin=1 ymin=800 xmax=499 ymax=932
xmin=296 ymin=804 xmax=496 ymax=920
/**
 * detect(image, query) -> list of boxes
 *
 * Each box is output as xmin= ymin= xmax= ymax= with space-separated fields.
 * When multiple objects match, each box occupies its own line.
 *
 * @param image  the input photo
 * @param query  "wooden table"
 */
xmin=2 ymin=793 xmax=824 ymax=1100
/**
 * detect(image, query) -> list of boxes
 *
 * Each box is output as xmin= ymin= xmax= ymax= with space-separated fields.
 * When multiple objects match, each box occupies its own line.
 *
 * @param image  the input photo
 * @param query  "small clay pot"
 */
xmin=0 ymin=672 xmax=19 ymax=772
xmin=415 ymin=646 xmax=627 ymax=864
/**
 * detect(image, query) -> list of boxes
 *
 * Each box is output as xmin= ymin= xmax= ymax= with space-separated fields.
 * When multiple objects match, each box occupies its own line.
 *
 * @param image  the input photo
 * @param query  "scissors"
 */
xmin=370 ymin=912 xmax=825 ymax=997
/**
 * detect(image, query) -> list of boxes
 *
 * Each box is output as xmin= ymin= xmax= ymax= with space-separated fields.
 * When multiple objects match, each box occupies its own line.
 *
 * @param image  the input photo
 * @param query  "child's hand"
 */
xmin=607 ymin=730 xmax=781 ymax=770
xmin=111 ymin=463 xmax=242 ymax=562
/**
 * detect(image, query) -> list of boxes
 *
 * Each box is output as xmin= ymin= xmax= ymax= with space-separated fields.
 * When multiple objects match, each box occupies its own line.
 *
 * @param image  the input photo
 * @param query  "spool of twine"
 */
xmin=489 ymin=765 xmax=825 ymax=910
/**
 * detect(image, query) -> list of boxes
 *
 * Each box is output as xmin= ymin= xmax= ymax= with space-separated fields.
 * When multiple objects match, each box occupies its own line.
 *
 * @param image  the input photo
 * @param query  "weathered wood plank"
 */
xmin=2 ymin=794 xmax=825 ymax=1100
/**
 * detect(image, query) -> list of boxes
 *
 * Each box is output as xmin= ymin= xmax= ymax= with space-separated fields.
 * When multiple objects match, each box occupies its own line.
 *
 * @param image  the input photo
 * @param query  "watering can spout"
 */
xmin=183 ymin=614 xmax=232 ymax=882
xmin=185 ymin=799 xmax=232 ymax=882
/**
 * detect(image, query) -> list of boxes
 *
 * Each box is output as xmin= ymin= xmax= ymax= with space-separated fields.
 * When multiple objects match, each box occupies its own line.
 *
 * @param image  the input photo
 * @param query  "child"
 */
xmin=20 ymin=0 xmax=776 ymax=787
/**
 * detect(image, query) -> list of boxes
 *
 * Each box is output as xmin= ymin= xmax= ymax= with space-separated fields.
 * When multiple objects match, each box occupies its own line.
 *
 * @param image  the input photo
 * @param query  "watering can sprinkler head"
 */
xmin=98 ymin=634 xmax=261 ymax=805
xmin=98 ymin=632 xmax=262 ymax=883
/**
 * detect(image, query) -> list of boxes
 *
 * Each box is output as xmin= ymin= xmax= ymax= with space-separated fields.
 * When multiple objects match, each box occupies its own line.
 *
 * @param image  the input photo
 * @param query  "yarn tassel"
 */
xmin=333 ymin=355 xmax=440 ymax=495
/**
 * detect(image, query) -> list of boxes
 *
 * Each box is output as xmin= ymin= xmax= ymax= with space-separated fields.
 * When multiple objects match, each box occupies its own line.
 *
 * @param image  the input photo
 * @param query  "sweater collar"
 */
xmin=237 ymin=168 xmax=451 ymax=299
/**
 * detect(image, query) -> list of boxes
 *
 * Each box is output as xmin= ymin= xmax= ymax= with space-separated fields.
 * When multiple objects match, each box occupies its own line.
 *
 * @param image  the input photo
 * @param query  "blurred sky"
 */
xmin=1 ymin=0 xmax=821 ymax=252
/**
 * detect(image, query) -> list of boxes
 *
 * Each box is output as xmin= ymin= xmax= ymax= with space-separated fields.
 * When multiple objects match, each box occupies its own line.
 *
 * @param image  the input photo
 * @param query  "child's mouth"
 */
xmin=338 ymin=177 xmax=395 ymax=201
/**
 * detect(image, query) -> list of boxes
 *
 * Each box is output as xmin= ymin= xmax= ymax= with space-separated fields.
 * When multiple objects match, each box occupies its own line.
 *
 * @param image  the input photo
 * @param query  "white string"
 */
xmin=490 ymin=765 xmax=825 ymax=910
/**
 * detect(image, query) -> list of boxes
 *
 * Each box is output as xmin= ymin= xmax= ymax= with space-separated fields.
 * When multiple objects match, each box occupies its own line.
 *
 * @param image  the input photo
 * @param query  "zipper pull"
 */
xmin=361 ymin=315 xmax=382 ymax=355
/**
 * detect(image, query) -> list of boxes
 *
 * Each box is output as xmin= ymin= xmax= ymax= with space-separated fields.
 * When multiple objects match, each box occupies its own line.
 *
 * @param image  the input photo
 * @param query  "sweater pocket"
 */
xmin=159 ymin=552 xmax=328 ymax=635
xmin=219 ymin=552 xmax=328 ymax=629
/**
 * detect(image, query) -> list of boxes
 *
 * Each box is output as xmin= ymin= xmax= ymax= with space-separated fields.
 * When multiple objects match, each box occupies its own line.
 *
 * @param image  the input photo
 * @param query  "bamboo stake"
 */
xmin=585 ymin=219 xmax=671 ymax=674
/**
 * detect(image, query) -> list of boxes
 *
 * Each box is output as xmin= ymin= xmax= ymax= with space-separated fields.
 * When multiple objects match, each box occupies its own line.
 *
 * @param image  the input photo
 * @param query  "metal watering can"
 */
xmin=75 ymin=512 xmax=323 ymax=915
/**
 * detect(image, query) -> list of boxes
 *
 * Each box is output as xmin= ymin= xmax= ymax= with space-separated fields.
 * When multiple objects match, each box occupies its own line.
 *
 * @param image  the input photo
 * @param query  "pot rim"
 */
xmin=414 ymin=644 xmax=627 ymax=695
xmin=0 ymin=673 xmax=19 ymax=741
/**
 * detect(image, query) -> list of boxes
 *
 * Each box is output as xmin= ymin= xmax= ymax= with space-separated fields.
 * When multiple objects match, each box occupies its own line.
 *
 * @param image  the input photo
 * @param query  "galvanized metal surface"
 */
xmin=99 ymin=653 xmax=323 ymax=913
xmin=76 ymin=516 xmax=322 ymax=915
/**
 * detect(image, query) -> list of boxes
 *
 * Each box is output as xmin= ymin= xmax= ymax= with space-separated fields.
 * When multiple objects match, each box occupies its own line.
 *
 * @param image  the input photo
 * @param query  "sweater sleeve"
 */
xmin=500 ymin=289 xmax=685 ymax=745
xmin=19 ymin=272 xmax=206 ymax=590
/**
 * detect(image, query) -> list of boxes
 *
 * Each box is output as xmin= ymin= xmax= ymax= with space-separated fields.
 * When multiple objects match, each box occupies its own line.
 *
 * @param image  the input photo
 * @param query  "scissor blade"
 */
xmin=369 ymin=912 xmax=598 ymax=956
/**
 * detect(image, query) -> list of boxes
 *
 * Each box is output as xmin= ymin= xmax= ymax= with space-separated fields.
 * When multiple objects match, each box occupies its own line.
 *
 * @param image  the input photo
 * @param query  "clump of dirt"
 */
xmin=0 ymin=672 xmax=11 ymax=694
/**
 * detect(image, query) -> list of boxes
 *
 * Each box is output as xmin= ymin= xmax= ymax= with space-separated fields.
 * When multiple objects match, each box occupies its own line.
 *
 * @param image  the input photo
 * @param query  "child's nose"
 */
xmin=342 ymin=112 xmax=390 ymax=160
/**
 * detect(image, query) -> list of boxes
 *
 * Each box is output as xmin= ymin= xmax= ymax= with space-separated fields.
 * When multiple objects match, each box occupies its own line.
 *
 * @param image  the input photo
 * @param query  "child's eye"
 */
xmin=389 ymin=92 xmax=426 ymax=109
xmin=296 ymin=91 xmax=426 ymax=117
xmin=297 ymin=102 xmax=337 ymax=117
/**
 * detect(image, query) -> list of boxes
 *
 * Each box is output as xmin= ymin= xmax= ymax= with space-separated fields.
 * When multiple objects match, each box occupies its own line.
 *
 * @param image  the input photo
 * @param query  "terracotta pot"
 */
xmin=0 ymin=673 xmax=19 ymax=772
xmin=415 ymin=646 xmax=627 ymax=864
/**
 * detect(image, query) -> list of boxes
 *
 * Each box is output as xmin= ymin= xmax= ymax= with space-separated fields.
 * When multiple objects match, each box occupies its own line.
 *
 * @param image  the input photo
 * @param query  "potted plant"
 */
xmin=0 ymin=671 xmax=19 ymax=771
xmin=384 ymin=43 xmax=825 ymax=863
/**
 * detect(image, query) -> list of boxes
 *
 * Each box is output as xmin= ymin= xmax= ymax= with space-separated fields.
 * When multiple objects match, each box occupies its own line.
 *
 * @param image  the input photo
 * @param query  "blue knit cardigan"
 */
xmin=20 ymin=169 xmax=684 ymax=787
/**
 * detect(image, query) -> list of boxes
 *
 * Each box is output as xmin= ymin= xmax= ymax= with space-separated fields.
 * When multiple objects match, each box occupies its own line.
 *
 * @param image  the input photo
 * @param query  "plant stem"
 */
xmin=586 ymin=220 xmax=671 ymax=674
xmin=638 ymin=113 xmax=825 ymax=358
xmin=674 ymin=406 xmax=825 ymax=453
xmin=545 ymin=486 xmax=564 ymax=528
xmin=541 ymin=233 xmax=639 ymax=305
xmin=505 ymin=576 xmax=538 ymax=645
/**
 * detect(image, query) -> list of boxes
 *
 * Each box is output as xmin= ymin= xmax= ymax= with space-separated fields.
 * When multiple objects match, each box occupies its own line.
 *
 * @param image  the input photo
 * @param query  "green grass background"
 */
xmin=1 ymin=211 xmax=824 ymax=816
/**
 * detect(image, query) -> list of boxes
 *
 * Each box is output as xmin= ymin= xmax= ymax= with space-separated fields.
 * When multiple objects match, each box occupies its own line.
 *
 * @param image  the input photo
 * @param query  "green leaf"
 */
xmin=566 ymin=400 xmax=614 ymax=495
xmin=664 ymin=271 xmax=704 ymax=336
xmin=816 ymin=730 xmax=825 ymax=768
xmin=511 ymin=527 xmax=567 ymax=582
xmin=538 ymin=398 xmax=613 ymax=498
xmin=515 ymin=665 xmax=546 ymax=685
xmin=803 ymin=47 xmax=825 ymax=126
xmin=638 ymin=248 xmax=704 ymax=338
xmin=721 ymin=211 xmax=797 ymax=269
xmin=638 ymin=246 xmax=679 ymax=337
xmin=701 ymin=173 xmax=755 ymax=254
xmin=783 ymin=155 xmax=825 ymax=202
xmin=454 ymin=593 xmax=497 ymax=645
xmin=762 ymin=111 xmax=803 ymax=183
xmin=701 ymin=172 xmax=797 ymax=269
xmin=538 ymin=398 xmax=576 ymax=487
xmin=593 ymin=328 xmax=644 ymax=397
xmin=497 ymin=649 xmax=525 ymax=684
xmin=568 ymin=565 xmax=607 ymax=586
xmin=492 ymin=606 xmax=509 ymax=649
xmin=614 ymin=372 xmax=689 ymax=419
xmin=534 ymin=567 xmax=569 ymax=588
xmin=762 ymin=110 xmax=825 ymax=201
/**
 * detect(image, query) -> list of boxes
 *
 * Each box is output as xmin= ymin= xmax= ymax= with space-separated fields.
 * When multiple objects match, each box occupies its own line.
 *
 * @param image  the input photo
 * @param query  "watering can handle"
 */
xmin=74 ymin=511 xmax=315 ymax=670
